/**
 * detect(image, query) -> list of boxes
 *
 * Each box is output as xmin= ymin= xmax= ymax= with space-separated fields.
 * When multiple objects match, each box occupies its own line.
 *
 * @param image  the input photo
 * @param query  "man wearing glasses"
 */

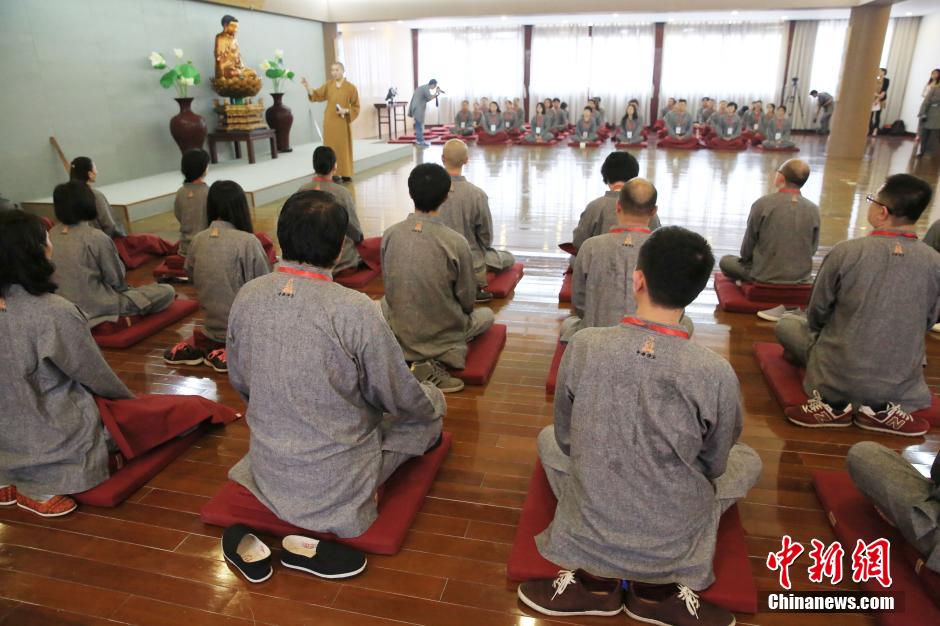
xmin=774 ymin=174 xmax=939 ymax=437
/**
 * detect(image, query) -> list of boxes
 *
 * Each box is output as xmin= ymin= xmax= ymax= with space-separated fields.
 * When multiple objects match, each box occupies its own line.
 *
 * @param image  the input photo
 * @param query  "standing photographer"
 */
xmin=408 ymin=79 xmax=442 ymax=148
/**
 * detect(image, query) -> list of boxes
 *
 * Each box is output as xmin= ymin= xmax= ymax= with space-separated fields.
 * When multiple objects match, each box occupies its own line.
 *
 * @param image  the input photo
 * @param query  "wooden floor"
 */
xmin=2 ymin=135 xmax=938 ymax=625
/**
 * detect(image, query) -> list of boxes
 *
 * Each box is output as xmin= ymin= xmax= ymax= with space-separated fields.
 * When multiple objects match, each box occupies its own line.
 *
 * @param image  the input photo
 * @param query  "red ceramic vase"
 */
xmin=266 ymin=93 xmax=294 ymax=153
xmin=169 ymin=97 xmax=207 ymax=153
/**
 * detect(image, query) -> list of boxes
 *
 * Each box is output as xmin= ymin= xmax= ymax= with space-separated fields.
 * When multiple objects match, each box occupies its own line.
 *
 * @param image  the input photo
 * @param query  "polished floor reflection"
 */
xmin=1 ymin=135 xmax=937 ymax=625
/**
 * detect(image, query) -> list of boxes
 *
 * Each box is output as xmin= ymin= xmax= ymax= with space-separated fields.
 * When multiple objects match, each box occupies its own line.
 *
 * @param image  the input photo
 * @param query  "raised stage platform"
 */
xmin=22 ymin=140 xmax=412 ymax=230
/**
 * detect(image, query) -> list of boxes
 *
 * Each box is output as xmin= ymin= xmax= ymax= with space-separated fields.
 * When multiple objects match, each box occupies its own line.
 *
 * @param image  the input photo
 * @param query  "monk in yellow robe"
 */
xmin=302 ymin=63 xmax=360 ymax=180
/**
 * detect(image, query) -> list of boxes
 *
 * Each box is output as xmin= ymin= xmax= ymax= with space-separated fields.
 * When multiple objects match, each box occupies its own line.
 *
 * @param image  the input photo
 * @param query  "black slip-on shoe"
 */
xmin=222 ymin=524 xmax=273 ymax=583
xmin=280 ymin=535 xmax=367 ymax=579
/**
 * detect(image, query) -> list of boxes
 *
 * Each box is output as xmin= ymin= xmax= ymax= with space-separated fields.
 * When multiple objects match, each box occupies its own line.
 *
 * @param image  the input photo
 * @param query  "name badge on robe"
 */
xmin=754 ymin=123 xmax=760 ymax=130
xmin=504 ymin=121 xmax=510 ymax=128
xmin=582 ymin=131 xmax=588 ymax=138
xmin=579 ymin=141 xmax=586 ymax=149
xmin=535 ymin=126 xmax=541 ymax=134
xmin=460 ymin=122 xmax=466 ymax=128
xmin=727 ymin=127 xmax=733 ymax=136
xmin=210 ymin=226 xmax=220 ymax=238
xmin=490 ymin=124 xmax=496 ymax=132
xmin=775 ymin=132 xmax=782 ymax=140
xmin=676 ymin=126 xmax=683 ymax=134
xmin=626 ymin=131 xmax=633 ymax=139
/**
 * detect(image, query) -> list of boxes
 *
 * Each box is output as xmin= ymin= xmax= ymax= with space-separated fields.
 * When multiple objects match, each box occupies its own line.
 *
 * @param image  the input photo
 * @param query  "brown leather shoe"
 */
xmin=517 ymin=570 xmax=623 ymax=617
xmin=625 ymin=583 xmax=735 ymax=625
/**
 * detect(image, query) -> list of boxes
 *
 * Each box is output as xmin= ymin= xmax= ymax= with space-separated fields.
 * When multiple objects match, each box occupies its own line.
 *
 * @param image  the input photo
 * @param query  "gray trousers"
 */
xmin=775 ymin=315 xmax=814 ymax=366
xmin=818 ymin=108 xmax=833 ymax=134
xmin=474 ymin=249 xmax=516 ymax=288
xmin=537 ymin=425 xmax=762 ymax=519
xmin=919 ymin=128 xmax=940 ymax=156
xmin=560 ymin=314 xmax=695 ymax=343
xmin=719 ymin=255 xmax=752 ymax=283
xmin=846 ymin=442 xmax=940 ymax=573
xmin=118 ymin=284 xmax=176 ymax=317
xmin=377 ymin=410 xmax=443 ymax=484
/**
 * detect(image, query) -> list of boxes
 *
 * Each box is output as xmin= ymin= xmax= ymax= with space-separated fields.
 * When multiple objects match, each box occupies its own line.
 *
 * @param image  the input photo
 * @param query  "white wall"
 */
xmin=900 ymin=12 xmax=940 ymax=131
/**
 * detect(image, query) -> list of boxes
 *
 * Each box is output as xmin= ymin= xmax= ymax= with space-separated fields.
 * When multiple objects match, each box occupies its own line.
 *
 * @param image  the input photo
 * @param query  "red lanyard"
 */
xmin=779 ymin=188 xmax=800 ymax=195
xmin=621 ymin=316 xmax=690 ymax=339
xmin=871 ymin=230 xmax=917 ymax=239
xmin=611 ymin=227 xmax=651 ymax=234
xmin=312 ymin=176 xmax=332 ymax=183
xmin=277 ymin=266 xmax=332 ymax=282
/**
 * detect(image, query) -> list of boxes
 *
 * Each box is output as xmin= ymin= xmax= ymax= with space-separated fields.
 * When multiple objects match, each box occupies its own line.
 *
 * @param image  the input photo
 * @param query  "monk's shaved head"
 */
xmin=778 ymin=159 xmax=810 ymax=188
xmin=619 ymin=178 xmax=658 ymax=215
xmin=442 ymin=139 xmax=469 ymax=167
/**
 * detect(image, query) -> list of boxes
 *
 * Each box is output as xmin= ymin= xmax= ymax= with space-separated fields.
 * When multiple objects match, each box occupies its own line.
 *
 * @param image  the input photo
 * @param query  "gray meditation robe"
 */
xmin=515 ymin=107 xmax=526 ymax=127
xmin=381 ymin=213 xmax=477 ymax=367
xmin=574 ymin=118 xmax=598 ymax=141
xmin=664 ymin=111 xmax=693 ymax=138
xmin=439 ymin=175 xmax=515 ymax=287
xmin=91 ymin=187 xmax=126 ymax=238
xmin=544 ymin=109 xmax=557 ymax=130
xmin=594 ymin=108 xmax=607 ymax=126
xmin=919 ymin=85 xmax=940 ymax=130
xmin=742 ymin=110 xmax=765 ymax=134
xmin=804 ymin=231 xmax=940 ymax=411
xmin=472 ymin=111 xmax=483 ymax=127
xmin=501 ymin=111 xmax=521 ymax=132
xmin=185 ymin=221 xmax=271 ymax=343
xmin=696 ymin=106 xmax=713 ymax=125
xmin=924 ymin=220 xmax=940 ymax=253
xmin=408 ymin=84 xmax=437 ymax=124
xmin=481 ymin=112 xmax=504 ymax=135
xmin=536 ymin=321 xmax=744 ymax=587
xmin=298 ymin=178 xmax=364 ymax=273
xmin=525 ymin=114 xmax=555 ymax=141
xmin=173 ymin=182 xmax=209 ymax=257
xmin=49 ymin=222 xmax=175 ymax=326
xmin=618 ymin=116 xmax=644 ymax=144
xmin=736 ymin=190 xmax=819 ymax=283
xmin=454 ymin=110 xmax=475 ymax=135
xmin=762 ymin=117 xmax=795 ymax=148
xmin=0 ymin=285 xmax=133 ymax=497
xmin=572 ymin=228 xmax=651 ymax=327
xmin=226 ymin=263 xmax=445 ymax=537
xmin=572 ymin=191 xmax=662 ymax=251
xmin=552 ymin=108 xmax=569 ymax=130
xmin=714 ymin=114 xmax=742 ymax=140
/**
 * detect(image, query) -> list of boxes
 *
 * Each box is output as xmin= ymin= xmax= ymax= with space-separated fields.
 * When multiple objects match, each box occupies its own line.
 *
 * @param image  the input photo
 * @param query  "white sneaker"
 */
xmin=756 ymin=305 xmax=801 ymax=322
xmin=931 ymin=323 xmax=940 ymax=333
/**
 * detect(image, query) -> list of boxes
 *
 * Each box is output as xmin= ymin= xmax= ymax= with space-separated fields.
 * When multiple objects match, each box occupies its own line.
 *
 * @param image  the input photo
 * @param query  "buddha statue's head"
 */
xmin=221 ymin=15 xmax=239 ymax=35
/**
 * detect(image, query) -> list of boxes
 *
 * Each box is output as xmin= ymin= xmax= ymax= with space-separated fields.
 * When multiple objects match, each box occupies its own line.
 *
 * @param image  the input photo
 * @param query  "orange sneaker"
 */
xmin=0 ymin=485 xmax=16 ymax=506
xmin=16 ymin=493 xmax=77 ymax=517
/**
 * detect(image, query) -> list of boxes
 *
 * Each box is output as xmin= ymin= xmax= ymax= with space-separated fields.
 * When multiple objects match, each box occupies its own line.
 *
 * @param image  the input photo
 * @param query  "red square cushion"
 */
xmin=754 ymin=342 xmax=940 ymax=426
xmin=355 ymin=236 xmax=382 ymax=272
xmin=200 ymin=433 xmax=452 ymax=555
xmin=73 ymin=429 xmax=202 ymax=507
xmin=615 ymin=142 xmax=649 ymax=149
xmin=484 ymin=263 xmax=524 ymax=298
xmin=813 ymin=470 xmax=940 ymax=624
xmin=447 ymin=324 xmax=507 ymax=385
xmin=740 ymin=280 xmax=812 ymax=304
xmin=114 ymin=234 xmax=176 ymax=269
xmin=756 ymin=144 xmax=800 ymax=153
xmin=545 ymin=341 xmax=566 ymax=394
xmin=558 ymin=270 xmax=572 ymax=303
xmin=334 ymin=266 xmax=380 ymax=289
xmin=714 ymin=273 xmax=804 ymax=313
xmin=153 ymin=260 xmax=188 ymax=280
xmin=558 ymin=242 xmax=578 ymax=256
xmin=507 ymin=460 xmax=758 ymax=614
xmin=92 ymin=299 xmax=199 ymax=349
xmin=254 ymin=232 xmax=278 ymax=265
xmin=900 ymin=542 xmax=940 ymax=609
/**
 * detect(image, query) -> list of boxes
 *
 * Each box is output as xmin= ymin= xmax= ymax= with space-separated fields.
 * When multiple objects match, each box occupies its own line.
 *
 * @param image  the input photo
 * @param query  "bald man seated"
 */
xmin=719 ymin=159 xmax=820 ymax=286
xmin=562 ymin=179 xmax=693 ymax=342
xmin=438 ymin=140 xmax=516 ymax=302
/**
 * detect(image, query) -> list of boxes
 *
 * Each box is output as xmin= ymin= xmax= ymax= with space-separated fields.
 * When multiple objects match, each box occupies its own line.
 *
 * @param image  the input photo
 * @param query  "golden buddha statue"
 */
xmin=211 ymin=15 xmax=261 ymax=98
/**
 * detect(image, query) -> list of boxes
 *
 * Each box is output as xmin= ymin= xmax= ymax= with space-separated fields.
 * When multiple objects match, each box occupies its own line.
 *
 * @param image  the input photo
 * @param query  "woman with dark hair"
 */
xmin=478 ymin=101 xmax=510 ymax=145
xmin=524 ymin=102 xmax=555 ymax=143
xmin=48 ymin=181 xmax=175 ymax=326
xmin=0 ymin=210 xmax=238 ymax=518
xmin=917 ymin=69 xmax=940 ymax=157
xmin=69 ymin=156 xmax=126 ymax=238
xmin=616 ymin=102 xmax=645 ymax=145
xmin=163 ymin=181 xmax=270 ymax=372
xmin=573 ymin=107 xmax=599 ymax=142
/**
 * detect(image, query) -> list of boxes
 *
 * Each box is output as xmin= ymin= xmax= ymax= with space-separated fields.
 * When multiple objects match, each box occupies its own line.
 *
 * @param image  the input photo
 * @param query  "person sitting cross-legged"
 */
xmin=518 ymin=226 xmax=761 ymax=626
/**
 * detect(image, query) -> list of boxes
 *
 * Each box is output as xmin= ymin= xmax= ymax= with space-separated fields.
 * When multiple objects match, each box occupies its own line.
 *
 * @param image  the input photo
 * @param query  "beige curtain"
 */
xmin=782 ymin=21 xmax=818 ymax=130
xmin=883 ymin=16 xmax=920 ymax=125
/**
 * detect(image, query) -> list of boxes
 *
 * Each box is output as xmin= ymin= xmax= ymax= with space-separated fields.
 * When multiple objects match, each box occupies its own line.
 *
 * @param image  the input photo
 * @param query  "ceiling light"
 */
xmin=501 ymin=15 xmax=507 ymax=21
xmin=613 ymin=13 xmax=619 ymax=18
xmin=396 ymin=20 xmax=403 ymax=24
xmin=369 ymin=26 xmax=375 ymax=31
xmin=731 ymin=10 xmax=739 ymax=16
xmin=781 ymin=15 xmax=788 ymax=20
xmin=906 ymin=11 xmax=913 ymax=16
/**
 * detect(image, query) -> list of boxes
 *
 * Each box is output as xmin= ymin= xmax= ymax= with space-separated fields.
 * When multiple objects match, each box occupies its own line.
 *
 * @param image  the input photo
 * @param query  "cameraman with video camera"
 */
xmin=408 ymin=79 xmax=443 ymax=147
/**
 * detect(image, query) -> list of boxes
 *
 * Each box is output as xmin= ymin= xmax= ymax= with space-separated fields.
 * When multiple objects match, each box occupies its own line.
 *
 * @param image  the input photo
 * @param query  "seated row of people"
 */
xmin=660 ymin=99 xmax=795 ymax=149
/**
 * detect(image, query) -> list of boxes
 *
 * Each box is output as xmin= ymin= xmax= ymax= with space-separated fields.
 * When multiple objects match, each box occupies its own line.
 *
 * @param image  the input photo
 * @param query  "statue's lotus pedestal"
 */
xmin=210 ymin=74 xmax=262 ymax=100
xmin=213 ymin=100 xmax=266 ymax=132
xmin=169 ymin=98 xmax=208 ymax=153
xmin=265 ymin=93 xmax=293 ymax=153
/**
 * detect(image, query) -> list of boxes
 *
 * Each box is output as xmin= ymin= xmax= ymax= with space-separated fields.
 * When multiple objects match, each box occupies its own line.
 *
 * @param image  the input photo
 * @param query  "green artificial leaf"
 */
xmin=153 ymin=62 xmax=167 ymax=70
xmin=178 ymin=62 xmax=199 ymax=79
xmin=159 ymin=69 xmax=177 ymax=89
xmin=192 ymin=72 xmax=201 ymax=85
xmin=286 ymin=71 xmax=295 ymax=79
xmin=265 ymin=68 xmax=281 ymax=79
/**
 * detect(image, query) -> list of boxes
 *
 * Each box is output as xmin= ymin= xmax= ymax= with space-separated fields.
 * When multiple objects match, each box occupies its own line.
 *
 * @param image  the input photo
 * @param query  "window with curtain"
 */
xmin=807 ymin=20 xmax=848 ymax=96
xmin=660 ymin=21 xmax=787 ymax=111
xmin=417 ymin=26 xmax=524 ymax=123
xmin=529 ymin=24 xmax=655 ymax=124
